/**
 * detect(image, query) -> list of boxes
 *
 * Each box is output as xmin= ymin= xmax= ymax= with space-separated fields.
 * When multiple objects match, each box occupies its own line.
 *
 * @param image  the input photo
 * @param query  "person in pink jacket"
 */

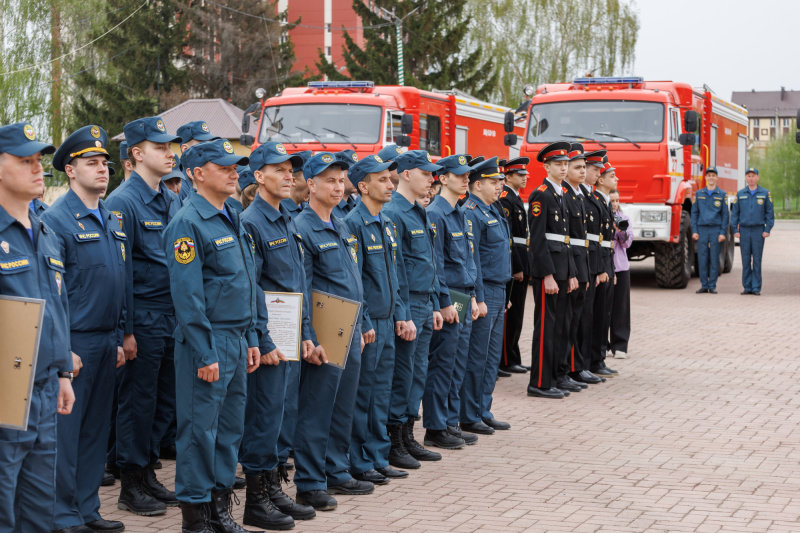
xmin=609 ymin=189 xmax=633 ymax=359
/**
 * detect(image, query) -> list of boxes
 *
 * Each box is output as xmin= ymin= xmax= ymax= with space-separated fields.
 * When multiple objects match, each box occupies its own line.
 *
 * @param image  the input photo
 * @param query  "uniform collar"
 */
xmin=470 ymin=194 xmax=491 ymax=211
xmin=188 ymin=191 xmax=236 ymax=224
xmin=595 ymin=189 xmax=610 ymax=204
xmin=391 ymin=190 xmax=417 ymax=212
xmin=0 ymin=203 xmax=19 ymax=233
xmin=302 ymin=206 xmax=341 ymax=234
xmin=129 ymin=171 xmax=170 ymax=205
xmin=252 ymin=193 xmax=283 ymax=222
xmin=281 ymin=198 xmax=302 ymax=213
xmin=546 ymin=177 xmax=563 ymax=195
xmin=354 ymin=198 xmax=384 ymax=225
xmin=564 ymin=181 xmax=583 ymax=196
xmin=430 ymin=193 xmax=456 ymax=214
xmin=63 ymin=188 xmax=111 ymax=223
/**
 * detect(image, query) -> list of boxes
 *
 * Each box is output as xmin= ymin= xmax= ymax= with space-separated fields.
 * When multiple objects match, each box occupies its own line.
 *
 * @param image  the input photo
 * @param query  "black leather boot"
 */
xmin=387 ymin=424 xmax=420 ymax=469
xmin=117 ymin=468 xmax=167 ymax=516
xmin=403 ymin=419 xmax=442 ymax=460
xmin=142 ymin=465 xmax=179 ymax=506
xmin=181 ymin=501 xmax=214 ymax=533
xmin=268 ymin=466 xmax=315 ymax=520
xmin=210 ymin=488 xmax=264 ymax=532
xmin=242 ymin=473 xmax=294 ymax=531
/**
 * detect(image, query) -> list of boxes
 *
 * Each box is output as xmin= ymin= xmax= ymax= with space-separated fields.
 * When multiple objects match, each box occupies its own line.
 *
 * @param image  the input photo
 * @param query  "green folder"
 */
xmin=448 ymin=289 xmax=471 ymax=323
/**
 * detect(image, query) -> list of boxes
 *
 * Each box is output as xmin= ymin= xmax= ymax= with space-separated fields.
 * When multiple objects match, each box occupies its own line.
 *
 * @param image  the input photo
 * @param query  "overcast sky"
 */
xmin=632 ymin=0 xmax=800 ymax=103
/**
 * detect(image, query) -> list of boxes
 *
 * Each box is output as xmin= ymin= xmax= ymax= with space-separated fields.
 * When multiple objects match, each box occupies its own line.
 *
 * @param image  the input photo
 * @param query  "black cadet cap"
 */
xmin=502 ymin=157 xmax=530 ymax=175
xmin=536 ymin=141 xmax=571 ymax=163
xmin=568 ymin=143 xmax=585 ymax=160
xmin=52 ymin=125 xmax=110 ymax=171
xmin=584 ymin=149 xmax=606 ymax=168
xmin=469 ymin=156 xmax=485 ymax=167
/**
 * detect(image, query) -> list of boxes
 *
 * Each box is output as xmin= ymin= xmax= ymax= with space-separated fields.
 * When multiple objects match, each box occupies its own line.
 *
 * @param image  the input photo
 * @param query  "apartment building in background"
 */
xmin=731 ymin=88 xmax=800 ymax=153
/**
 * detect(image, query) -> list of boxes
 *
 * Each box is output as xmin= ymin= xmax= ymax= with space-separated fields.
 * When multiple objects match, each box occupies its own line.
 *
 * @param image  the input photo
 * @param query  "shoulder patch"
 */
xmin=499 ymin=190 xmax=508 ymax=198
xmin=174 ymin=238 xmax=196 ymax=264
xmin=562 ymin=186 xmax=568 ymax=194
xmin=531 ymin=202 xmax=542 ymax=217
xmin=537 ymin=184 xmax=548 ymax=192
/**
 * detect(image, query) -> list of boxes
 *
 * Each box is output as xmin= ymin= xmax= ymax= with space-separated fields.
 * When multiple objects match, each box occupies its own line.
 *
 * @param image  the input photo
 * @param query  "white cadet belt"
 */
xmin=586 ymin=233 xmax=602 ymax=243
xmin=545 ymin=233 xmax=570 ymax=244
xmin=512 ymin=237 xmax=527 ymax=245
xmin=600 ymin=240 xmax=613 ymax=248
xmin=570 ymin=238 xmax=589 ymax=247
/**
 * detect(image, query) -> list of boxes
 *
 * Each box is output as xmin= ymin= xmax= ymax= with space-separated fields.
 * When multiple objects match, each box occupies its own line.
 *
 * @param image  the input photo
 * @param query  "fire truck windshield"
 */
xmin=258 ymin=104 xmax=383 ymax=145
xmin=526 ymin=101 xmax=664 ymax=144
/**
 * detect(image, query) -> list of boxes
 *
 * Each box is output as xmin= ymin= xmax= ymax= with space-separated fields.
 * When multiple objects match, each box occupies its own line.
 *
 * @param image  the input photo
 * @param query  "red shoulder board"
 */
xmin=537 ymin=184 xmax=548 ymax=192
xmin=562 ymin=186 xmax=568 ymax=193
xmin=499 ymin=190 xmax=508 ymax=198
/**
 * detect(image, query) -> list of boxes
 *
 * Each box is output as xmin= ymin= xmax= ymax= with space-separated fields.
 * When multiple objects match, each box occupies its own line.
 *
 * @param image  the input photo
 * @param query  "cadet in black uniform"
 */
xmin=496 ymin=157 xmax=530 ymax=374
xmin=526 ymin=142 xmax=577 ymax=399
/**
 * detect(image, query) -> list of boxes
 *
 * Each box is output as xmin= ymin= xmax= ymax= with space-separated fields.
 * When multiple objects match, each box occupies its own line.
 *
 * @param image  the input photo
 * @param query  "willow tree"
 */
xmin=467 ymin=0 xmax=639 ymax=107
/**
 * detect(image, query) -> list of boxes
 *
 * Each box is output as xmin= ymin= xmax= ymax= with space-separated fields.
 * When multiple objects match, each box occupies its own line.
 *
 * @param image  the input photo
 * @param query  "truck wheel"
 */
xmin=654 ymin=210 xmax=692 ymax=289
xmin=722 ymin=226 xmax=734 ymax=273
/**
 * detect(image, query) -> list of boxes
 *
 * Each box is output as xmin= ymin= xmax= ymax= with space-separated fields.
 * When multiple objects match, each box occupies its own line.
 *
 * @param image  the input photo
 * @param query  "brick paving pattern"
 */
xmin=98 ymin=221 xmax=800 ymax=532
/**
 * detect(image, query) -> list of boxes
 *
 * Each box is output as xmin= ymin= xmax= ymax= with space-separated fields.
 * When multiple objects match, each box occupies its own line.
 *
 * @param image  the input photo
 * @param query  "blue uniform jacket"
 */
xmin=690 ymin=187 xmax=729 ymax=235
xmin=463 ymin=195 xmax=512 ymax=302
xmin=0 ymin=207 xmax=71 ymax=381
xmin=30 ymin=198 xmax=48 ymax=216
xmin=241 ymin=194 xmax=311 ymax=354
xmin=105 ymin=172 xmax=181 ymax=333
xmin=731 ymin=186 xmax=774 ymax=233
xmin=281 ymin=198 xmax=303 ymax=218
xmin=382 ymin=191 xmax=441 ymax=318
xmin=163 ymin=194 xmax=259 ymax=368
xmin=426 ymin=194 xmax=476 ymax=307
xmin=179 ymin=175 xmax=193 ymax=201
xmin=343 ymin=200 xmax=405 ymax=332
xmin=40 ymin=189 xmax=126 ymax=346
xmin=294 ymin=207 xmax=363 ymax=345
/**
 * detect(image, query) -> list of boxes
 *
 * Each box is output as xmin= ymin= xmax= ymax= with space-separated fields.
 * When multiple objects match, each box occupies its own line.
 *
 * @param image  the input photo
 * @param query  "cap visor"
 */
xmin=262 ymin=154 xmax=304 ymax=168
xmin=448 ymin=164 xmax=473 ymax=175
xmin=601 ymin=167 xmax=616 ymax=174
xmin=193 ymin=133 xmax=219 ymax=142
xmin=212 ymin=154 xmax=249 ymax=167
xmin=6 ymin=142 xmax=56 ymax=157
xmin=162 ymin=170 xmax=184 ymax=181
xmin=148 ymin=133 xmax=183 ymax=144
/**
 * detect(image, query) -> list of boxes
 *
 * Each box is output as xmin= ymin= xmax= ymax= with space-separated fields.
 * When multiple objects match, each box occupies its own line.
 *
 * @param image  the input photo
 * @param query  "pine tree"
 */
xmin=316 ymin=0 xmax=498 ymax=100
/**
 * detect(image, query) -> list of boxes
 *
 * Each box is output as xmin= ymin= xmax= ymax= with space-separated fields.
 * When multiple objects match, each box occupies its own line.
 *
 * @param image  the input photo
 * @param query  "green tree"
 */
xmin=749 ymin=131 xmax=800 ymax=213
xmin=316 ymin=0 xmax=498 ymax=100
xmin=467 ymin=0 xmax=639 ymax=107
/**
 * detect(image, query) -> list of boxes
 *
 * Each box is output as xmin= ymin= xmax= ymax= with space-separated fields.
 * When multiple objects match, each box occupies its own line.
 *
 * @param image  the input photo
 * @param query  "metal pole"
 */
xmin=396 ymin=20 xmax=404 ymax=86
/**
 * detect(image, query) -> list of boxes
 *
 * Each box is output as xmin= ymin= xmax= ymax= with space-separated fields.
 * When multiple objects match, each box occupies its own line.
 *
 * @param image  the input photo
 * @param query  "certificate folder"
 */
xmin=0 ymin=295 xmax=45 ymax=431
xmin=448 ymin=289 xmax=471 ymax=324
xmin=311 ymin=290 xmax=361 ymax=369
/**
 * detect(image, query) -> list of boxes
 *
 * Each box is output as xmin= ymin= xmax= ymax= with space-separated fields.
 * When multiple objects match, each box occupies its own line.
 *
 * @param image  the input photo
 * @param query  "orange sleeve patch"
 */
xmin=531 ymin=202 xmax=542 ymax=216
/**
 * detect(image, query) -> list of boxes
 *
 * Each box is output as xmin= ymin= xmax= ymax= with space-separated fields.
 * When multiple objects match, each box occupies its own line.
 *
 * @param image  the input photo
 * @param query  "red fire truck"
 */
xmin=515 ymin=77 xmax=749 ymax=288
xmin=240 ymin=81 xmax=525 ymax=164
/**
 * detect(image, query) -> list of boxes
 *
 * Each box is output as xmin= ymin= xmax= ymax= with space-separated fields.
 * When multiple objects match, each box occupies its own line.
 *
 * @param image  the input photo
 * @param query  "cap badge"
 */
xmin=23 ymin=124 xmax=35 ymax=140
xmin=223 ymin=141 xmax=234 ymax=154
xmin=95 ymin=141 xmax=103 ymax=147
xmin=395 ymin=147 xmax=402 ymax=153
xmin=201 ymin=123 xmax=210 ymax=132
xmin=426 ymin=153 xmax=432 ymax=162
xmin=156 ymin=120 xmax=166 ymax=132
xmin=352 ymin=153 xmax=359 ymax=162
xmin=172 ymin=157 xmax=178 ymax=168
xmin=374 ymin=155 xmax=383 ymax=163
xmin=458 ymin=156 xmax=466 ymax=165
xmin=90 ymin=126 xmax=101 ymax=139
xmin=321 ymin=154 xmax=333 ymax=163
xmin=276 ymin=143 xmax=287 ymax=155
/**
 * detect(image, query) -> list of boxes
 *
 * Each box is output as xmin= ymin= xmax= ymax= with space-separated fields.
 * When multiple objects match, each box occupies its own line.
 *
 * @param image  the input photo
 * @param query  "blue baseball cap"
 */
xmin=180 ymin=142 xmax=205 ymax=175
xmin=123 ymin=116 xmax=181 ymax=146
xmin=53 ymin=125 xmax=110 ymax=171
xmin=394 ymin=150 xmax=441 ymax=173
xmin=177 ymin=121 xmax=218 ymax=144
xmin=248 ymin=142 xmax=302 ymax=173
xmin=162 ymin=154 xmax=183 ymax=181
xmin=377 ymin=144 xmax=404 ymax=162
xmin=108 ymin=162 xmax=116 ymax=176
xmin=0 ymin=122 xmax=55 ymax=157
xmin=189 ymin=139 xmax=248 ymax=169
xmin=349 ymin=154 xmax=398 ymax=185
xmin=303 ymin=152 xmax=350 ymax=179
xmin=237 ymin=164 xmax=256 ymax=190
xmin=119 ymin=141 xmax=129 ymax=160
xmin=335 ymin=149 xmax=360 ymax=167
xmin=705 ymin=166 xmax=719 ymax=175
xmin=469 ymin=157 xmax=502 ymax=183
xmin=745 ymin=167 xmax=758 ymax=175
xmin=436 ymin=154 xmax=472 ymax=176
xmin=291 ymin=150 xmax=313 ymax=173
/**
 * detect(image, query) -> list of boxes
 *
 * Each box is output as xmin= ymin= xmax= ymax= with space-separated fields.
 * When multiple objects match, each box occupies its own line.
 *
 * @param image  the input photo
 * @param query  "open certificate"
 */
xmin=263 ymin=292 xmax=303 ymax=362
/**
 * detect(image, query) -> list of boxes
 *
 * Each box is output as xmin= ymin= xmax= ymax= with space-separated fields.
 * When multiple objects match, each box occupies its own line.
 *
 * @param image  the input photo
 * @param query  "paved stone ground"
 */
xmin=99 ymin=221 xmax=800 ymax=532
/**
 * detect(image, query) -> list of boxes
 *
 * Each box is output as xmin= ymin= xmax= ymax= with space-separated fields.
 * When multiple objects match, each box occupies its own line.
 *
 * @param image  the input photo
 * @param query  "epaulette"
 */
xmin=537 ymin=184 xmax=548 ymax=192
xmin=465 ymin=200 xmax=477 ymax=210
xmin=499 ymin=190 xmax=508 ymax=199
xmin=562 ymin=186 xmax=568 ymax=194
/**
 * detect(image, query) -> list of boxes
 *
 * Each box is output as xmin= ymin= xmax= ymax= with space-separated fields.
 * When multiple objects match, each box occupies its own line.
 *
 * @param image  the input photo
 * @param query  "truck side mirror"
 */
xmin=503 ymin=111 xmax=515 ymax=133
xmin=397 ymin=135 xmax=411 ymax=148
xmin=401 ymin=114 xmax=413 ymax=135
xmin=242 ymin=102 xmax=261 ymax=134
xmin=503 ymin=133 xmax=517 ymax=147
xmin=240 ymin=135 xmax=254 ymax=147
xmin=683 ymin=110 xmax=698 ymax=133
xmin=678 ymin=133 xmax=695 ymax=146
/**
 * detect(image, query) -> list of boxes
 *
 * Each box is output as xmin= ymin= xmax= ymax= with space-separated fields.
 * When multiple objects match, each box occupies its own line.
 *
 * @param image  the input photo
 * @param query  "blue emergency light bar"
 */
xmin=307 ymin=81 xmax=375 ymax=89
xmin=574 ymin=77 xmax=643 ymax=85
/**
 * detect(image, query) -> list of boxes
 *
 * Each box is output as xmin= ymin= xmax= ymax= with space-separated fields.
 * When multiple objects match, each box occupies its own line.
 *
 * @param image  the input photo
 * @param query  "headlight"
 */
xmin=640 ymin=211 xmax=667 ymax=223
xmin=523 ymin=84 xmax=535 ymax=96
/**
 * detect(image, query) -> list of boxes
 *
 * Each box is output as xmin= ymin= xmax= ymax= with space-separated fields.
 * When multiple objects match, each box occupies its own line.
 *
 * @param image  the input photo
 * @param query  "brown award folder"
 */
xmin=0 ymin=295 xmax=46 ymax=431
xmin=311 ymin=290 xmax=362 ymax=369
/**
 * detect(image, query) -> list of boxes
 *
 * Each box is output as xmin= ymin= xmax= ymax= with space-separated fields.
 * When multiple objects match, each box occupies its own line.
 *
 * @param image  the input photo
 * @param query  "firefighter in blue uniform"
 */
xmin=238 ymin=142 xmax=315 ymax=530
xmin=383 ymin=150 xmax=444 ymax=469
xmin=43 ymin=125 xmax=127 ymax=533
xmin=461 ymin=157 xmax=513 ymax=432
xmin=163 ymin=138 xmax=261 ymax=533
xmin=332 ymin=149 xmax=360 ymax=218
xmin=731 ymin=167 xmax=774 ymax=295
xmin=176 ymin=121 xmax=219 ymax=201
xmin=105 ymin=116 xmax=182 ymax=516
xmin=343 ymin=154 xmax=409 ymax=484
xmin=423 ymin=154 xmax=479 ymax=449
xmin=0 ymin=123 xmax=73 ymax=533
xmin=292 ymin=153 xmax=370 ymax=511
xmin=691 ymin=167 xmax=729 ymax=294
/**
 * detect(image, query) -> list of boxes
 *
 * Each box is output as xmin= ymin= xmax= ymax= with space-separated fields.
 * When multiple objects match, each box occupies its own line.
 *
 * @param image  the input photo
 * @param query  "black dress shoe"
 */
xmin=447 ymin=425 xmax=478 ymax=445
xmin=233 ymin=476 xmax=246 ymax=490
xmin=423 ymin=429 xmax=466 ymax=449
xmin=106 ymin=463 xmax=120 ymax=480
xmin=52 ymin=526 xmax=95 ymax=533
xmin=459 ymin=421 xmax=494 ymax=435
xmin=327 ymin=478 xmax=374 ymax=495
xmin=565 ymin=375 xmax=588 ymax=389
xmin=500 ymin=364 xmax=528 ymax=374
xmin=708 ymin=289 xmax=718 ymax=294
xmin=150 ymin=459 xmax=162 ymax=470
xmin=526 ymin=386 xmax=564 ymax=399
xmin=296 ymin=490 xmax=337 ymax=511
xmin=159 ymin=444 xmax=177 ymax=460
xmin=497 ymin=369 xmax=512 ymax=378
xmin=592 ymin=367 xmax=615 ymax=378
xmin=376 ymin=466 xmax=408 ymax=479
xmin=555 ymin=388 xmax=571 ymax=396
xmin=522 ymin=365 xmax=531 ymax=371
xmin=571 ymin=370 xmax=604 ymax=384
xmin=101 ymin=470 xmax=115 ymax=487
xmin=556 ymin=378 xmax=581 ymax=392
xmin=740 ymin=290 xmax=752 ymax=295
xmin=482 ymin=418 xmax=510 ymax=430
xmin=603 ymin=365 xmax=619 ymax=375
xmin=84 ymin=518 xmax=125 ymax=532
xmin=752 ymin=291 xmax=761 ymax=296
xmin=353 ymin=469 xmax=389 ymax=485
xmin=696 ymin=288 xmax=708 ymax=294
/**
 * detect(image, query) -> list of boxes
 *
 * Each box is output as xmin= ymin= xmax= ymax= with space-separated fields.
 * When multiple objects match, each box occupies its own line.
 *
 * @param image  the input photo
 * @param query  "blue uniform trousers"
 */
xmin=276 ymin=361 xmax=300 ymax=464
xmin=239 ymin=362 xmax=290 ymax=474
xmin=153 ymin=348 xmax=177 ymax=460
xmin=388 ymin=294 xmax=433 ymax=425
xmin=106 ymin=375 xmax=119 ymax=469
xmin=53 ymin=331 xmax=116 ymax=529
xmin=350 ymin=317 xmax=395 ymax=474
xmin=447 ymin=300 xmax=473 ymax=427
xmin=697 ymin=226 xmax=722 ymax=290
xmin=293 ymin=331 xmax=361 ymax=492
xmin=175 ymin=332 xmax=247 ymax=503
xmin=116 ymin=309 xmax=175 ymax=469
xmin=424 ymin=298 xmax=472 ymax=430
xmin=0 ymin=376 xmax=58 ymax=533
xmin=739 ymin=226 xmax=765 ymax=292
